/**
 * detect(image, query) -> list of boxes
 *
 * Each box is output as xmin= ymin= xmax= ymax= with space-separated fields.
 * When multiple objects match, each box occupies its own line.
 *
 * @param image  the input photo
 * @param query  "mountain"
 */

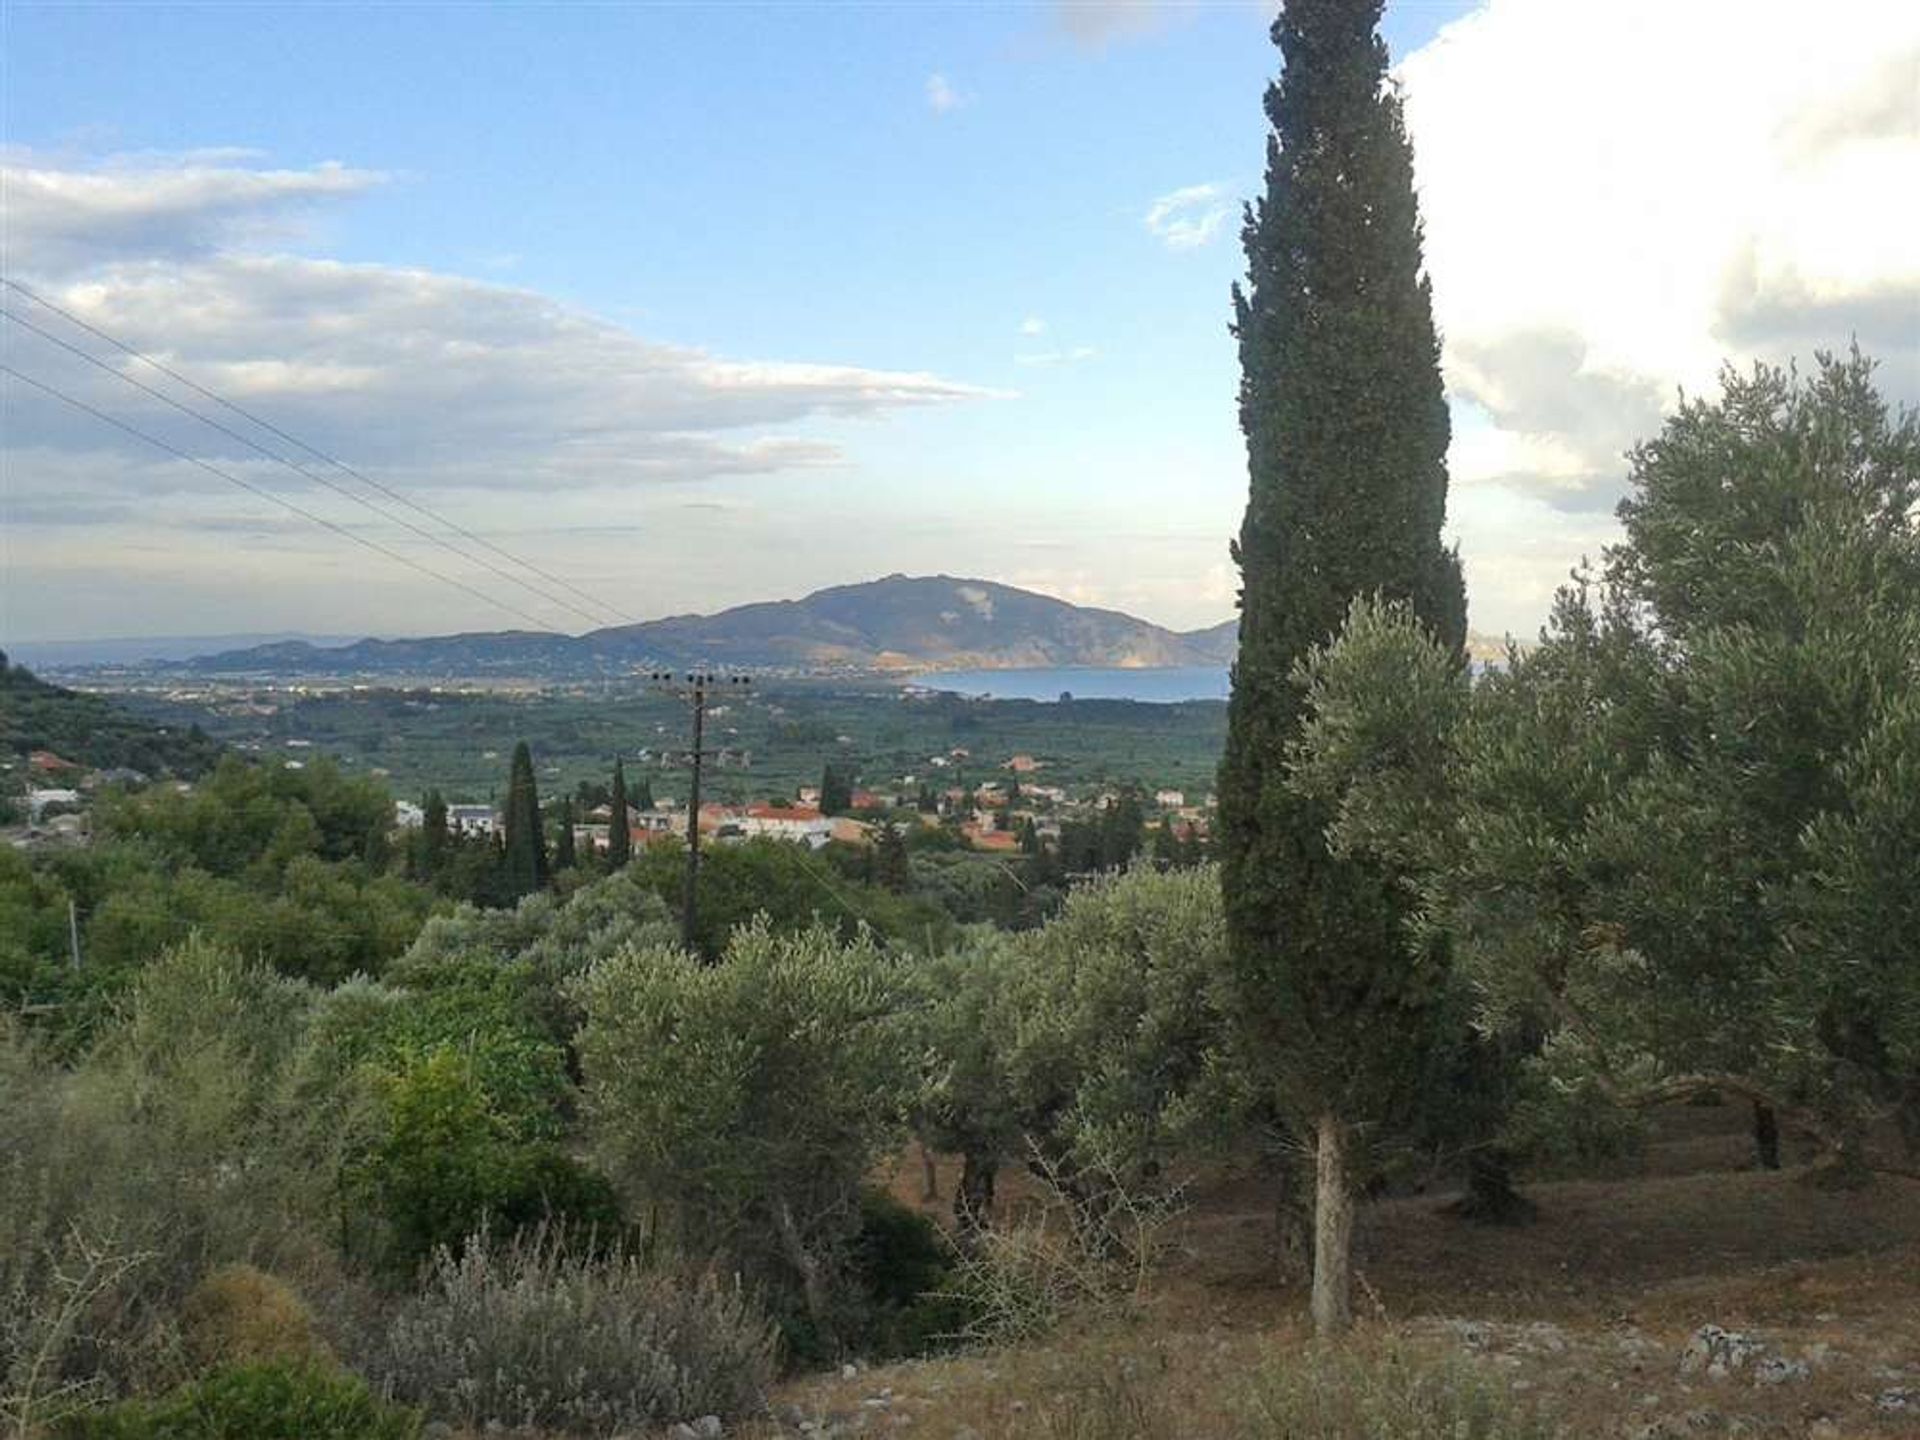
xmin=183 ymin=576 xmax=1242 ymax=678
xmin=5 ymin=632 xmax=362 ymax=669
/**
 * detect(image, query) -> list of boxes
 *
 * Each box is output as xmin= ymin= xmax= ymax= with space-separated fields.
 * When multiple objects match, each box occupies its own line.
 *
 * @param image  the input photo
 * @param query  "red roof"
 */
xmin=29 ymin=750 xmax=79 ymax=771
xmin=745 ymin=805 xmax=825 ymax=822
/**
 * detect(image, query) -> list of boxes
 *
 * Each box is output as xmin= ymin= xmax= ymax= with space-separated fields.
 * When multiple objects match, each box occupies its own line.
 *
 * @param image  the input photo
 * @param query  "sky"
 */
xmin=2 ymin=0 xmax=1916 ymax=645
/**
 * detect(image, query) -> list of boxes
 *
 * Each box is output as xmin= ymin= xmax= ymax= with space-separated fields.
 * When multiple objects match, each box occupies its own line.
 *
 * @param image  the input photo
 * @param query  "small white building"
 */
xmin=446 ymin=804 xmax=500 ymax=838
xmin=737 ymin=805 xmax=834 ymax=849
xmin=1155 ymin=789 xmax=1186 ymax=809
xmin=26 ymin=788 xmax=81 ymax=823
xmin=393 ymin=800 xmax=425 ymax=829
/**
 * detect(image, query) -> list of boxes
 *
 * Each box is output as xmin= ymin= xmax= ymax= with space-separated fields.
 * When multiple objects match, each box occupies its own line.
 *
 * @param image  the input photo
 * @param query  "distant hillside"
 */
xmin=6 ymin=632 xmax=361 ymax=668
xmin=0 ymin=652 xmax=223 ymax=777
xmin=184 ymin=576 xmax=1244 ymax=678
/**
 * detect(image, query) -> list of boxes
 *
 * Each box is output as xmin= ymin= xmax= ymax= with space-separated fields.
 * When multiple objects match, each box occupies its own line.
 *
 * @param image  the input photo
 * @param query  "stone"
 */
xmin=1752 ymin=1356 xmax=1808 ymax=1386
xmin=694 ymin=1417 xmax=725 ymax=1439
xmin=1875 ymin=1386 xmax=1917 ymax=1413
xmin=1678 ymin=1325 xmax=1768 ymax=1379
xmin=843 ymin=1363 xmax=860 ymax=1380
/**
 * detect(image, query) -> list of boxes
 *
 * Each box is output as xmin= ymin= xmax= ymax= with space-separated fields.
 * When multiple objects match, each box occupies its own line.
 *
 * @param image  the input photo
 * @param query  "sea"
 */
xmin=914 ymin=666 xmax=1231 ymax=704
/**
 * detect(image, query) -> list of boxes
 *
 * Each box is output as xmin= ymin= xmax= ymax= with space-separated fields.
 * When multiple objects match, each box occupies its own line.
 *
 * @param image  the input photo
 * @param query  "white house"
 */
xmin=737 ymin=805 xmax=834 ymax=849
xmin=446 ymin=804 xmax=500 ymax=838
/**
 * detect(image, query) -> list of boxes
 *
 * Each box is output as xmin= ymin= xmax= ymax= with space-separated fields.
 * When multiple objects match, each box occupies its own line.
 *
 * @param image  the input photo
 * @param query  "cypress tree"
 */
xmin=607 ymin=760 xmax=633 ymax=868
xmin=634 ymin=773 xmax=654 ymax=811
xmin=501 ymin=740 xmax=548 ymax=900
xmin=819 ymin=761 xmax=853 ymax=816
xmin=420 ymin=789 xmax=449 ymax=882
xmin=553 ymin=794 xmax=577 ymax=872
xmin=875 ymin=822 xmax=911 ymax=893
xmin=1218 ymin=0 xmax=1466 ymax=1337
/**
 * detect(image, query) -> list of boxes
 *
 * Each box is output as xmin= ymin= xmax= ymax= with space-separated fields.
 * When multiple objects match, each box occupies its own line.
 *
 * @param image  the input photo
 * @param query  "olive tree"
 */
xmin=572 ymin=921 xmax=915 ymax=1351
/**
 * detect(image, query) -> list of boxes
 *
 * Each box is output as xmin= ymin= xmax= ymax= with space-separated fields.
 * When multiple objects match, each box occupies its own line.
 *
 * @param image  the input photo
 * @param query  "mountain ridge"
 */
xmin=182 ymin=575 xmax=1244 ymax=677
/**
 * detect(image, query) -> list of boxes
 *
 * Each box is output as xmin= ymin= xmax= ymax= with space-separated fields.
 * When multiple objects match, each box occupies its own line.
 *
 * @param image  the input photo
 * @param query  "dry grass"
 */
xmin=801 ymin=1102 xmax=1920 ymax=1439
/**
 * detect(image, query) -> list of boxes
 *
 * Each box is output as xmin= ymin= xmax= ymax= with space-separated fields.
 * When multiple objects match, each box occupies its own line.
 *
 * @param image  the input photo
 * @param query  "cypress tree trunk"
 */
xmin=1312 ymin=1112 xmax=1354 ymax=1335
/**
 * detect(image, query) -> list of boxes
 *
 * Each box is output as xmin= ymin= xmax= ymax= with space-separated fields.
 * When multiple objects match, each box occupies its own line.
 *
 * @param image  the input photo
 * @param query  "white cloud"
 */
xmin=1392 ymin=0 xmax=1920 ymax=630
xmin=925 ymin=73 xmax=964 ymax=115
xmin=1143 ymin=183 xmax=1231 ymax=251
xmin=0 ymin=152 xmax=996 ymax=635
xmin=1 ymin=151 xmax=385 ymax=273
xmin=1019 ymin=315 xmax=1048 ymax=336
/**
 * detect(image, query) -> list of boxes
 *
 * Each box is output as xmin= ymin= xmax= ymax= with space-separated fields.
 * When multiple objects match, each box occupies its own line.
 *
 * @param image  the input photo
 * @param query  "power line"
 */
xmin=0 ymin=364 xmax=564 ymax=634
xmin=1 ymin=305 xmax=614 ymax=632
xmin=0 ymin=276 xmax=634 ymax=629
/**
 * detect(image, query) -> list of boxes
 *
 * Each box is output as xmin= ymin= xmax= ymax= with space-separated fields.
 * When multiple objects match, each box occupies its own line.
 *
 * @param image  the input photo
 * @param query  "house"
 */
xmin=446 ymin=804 xmax=500 ymax=838
xmin=739 ymin=805 xmax=834 ymax=849
xmin=393 ymin=800 xmax=425 ymax=829
xmin=1155 ymin=789 xmax=1186 ymax=809
xmin=26 ymin=788 xmax=82 ymax=823
xmin=28 ymin=750 xmax=78 ymax=774
xmin=1003 ymin=754 xmax=1043 ymax=774
xmin=962 ymin=824 xmax=1021 ymax=854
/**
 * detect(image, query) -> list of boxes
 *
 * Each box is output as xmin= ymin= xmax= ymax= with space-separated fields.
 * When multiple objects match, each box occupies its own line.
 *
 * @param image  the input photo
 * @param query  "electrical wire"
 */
xmin=1 ymin=302 xmax=616 ymax=632
xmin=1 ymin=364 xmax=563 ymax=634
xmin=1 ymin=276 xmax=634 ymax=628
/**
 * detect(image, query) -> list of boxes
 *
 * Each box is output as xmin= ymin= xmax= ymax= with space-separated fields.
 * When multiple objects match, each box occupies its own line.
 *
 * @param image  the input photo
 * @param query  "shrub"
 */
xmin=1236 ymin=1338 xmax=1552 ymax=1440
xmin=839 ymin=1189 xmax=974 ymax=1360
xmin=58 ymin=1362 xmax=419 ymax=1440
xmin=176 ymin=1268 xmax=328 ymax=1374
xmin=373 ymin=1225 xmax=776 ymax=1433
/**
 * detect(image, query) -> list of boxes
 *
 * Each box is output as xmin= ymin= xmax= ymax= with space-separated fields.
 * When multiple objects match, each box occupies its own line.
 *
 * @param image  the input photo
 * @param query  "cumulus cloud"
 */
xmin=925 ymin=73 xmax=963 ymax=114
xmin=0 ymin=151 xmax=996 ymax=636
xmin=1 ymin=151 xmax=385 ymax=273
xmin=2 ymin=153 xmax=992 ymax=497
xmin=1143 ymin=183 xmax=1231 ymax=251
xmin=1393 ymin=0 xmax=1920 ymax=629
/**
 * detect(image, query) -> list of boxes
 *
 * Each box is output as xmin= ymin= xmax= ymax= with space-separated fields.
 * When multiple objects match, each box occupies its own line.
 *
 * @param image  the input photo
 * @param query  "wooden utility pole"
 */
xmin=68 ymin=897 xmax=83 ymax=970
xmin=649 ymin=670 xmax=751 ymax=953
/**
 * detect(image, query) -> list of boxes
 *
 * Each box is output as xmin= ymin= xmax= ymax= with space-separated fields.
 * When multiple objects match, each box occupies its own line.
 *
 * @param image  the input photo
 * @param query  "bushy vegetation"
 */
xmin=374 ymin=1227 xmax=776 ymax=1433
xmin=1291 ymin=352 xmax=1920 ymax=1181
xmin=59 ymin=1363 xmax=420 ymax=1440
xmin=0 ymin=656 xmax=223 ymax=779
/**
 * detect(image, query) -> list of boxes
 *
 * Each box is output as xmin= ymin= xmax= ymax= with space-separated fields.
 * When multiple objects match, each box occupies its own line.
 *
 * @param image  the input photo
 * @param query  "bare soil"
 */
xmin=756 ymin=1104 xmax=1920 ymax=1439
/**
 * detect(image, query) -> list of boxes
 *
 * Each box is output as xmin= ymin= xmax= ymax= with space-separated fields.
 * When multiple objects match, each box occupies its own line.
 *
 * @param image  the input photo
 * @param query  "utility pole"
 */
xmin=68 ymin=896 xmax=83 ymax=970
xmin=649 ymin=670 xmax=751 ymax=954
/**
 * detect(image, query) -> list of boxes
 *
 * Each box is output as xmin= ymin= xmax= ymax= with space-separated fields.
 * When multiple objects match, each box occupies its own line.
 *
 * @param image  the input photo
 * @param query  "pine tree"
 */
xmin=553 ymin=794 xmax=577 ymax=871
xmin=1218 ymin=0 xmax=1465 ymax=1337
xmin=607 ymin=759 xmax=633 ymax=868
xmin=501 ymin=741 xmax=548 ymax=901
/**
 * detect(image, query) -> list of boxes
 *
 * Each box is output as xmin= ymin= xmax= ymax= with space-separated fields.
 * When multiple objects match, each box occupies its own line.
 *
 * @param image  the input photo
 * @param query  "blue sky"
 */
xmin=3 ymin=1 xmax=1914 ymax=643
